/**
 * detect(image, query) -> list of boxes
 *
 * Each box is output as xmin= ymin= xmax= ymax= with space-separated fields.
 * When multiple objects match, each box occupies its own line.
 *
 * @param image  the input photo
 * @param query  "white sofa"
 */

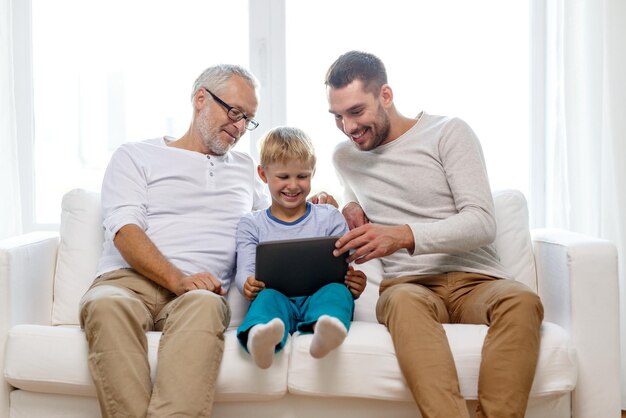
xmin=0 ymin=188 xmax=621 ymax=418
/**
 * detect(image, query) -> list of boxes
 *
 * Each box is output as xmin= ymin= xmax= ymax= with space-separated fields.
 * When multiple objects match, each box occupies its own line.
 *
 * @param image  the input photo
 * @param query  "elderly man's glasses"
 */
xmin=203 ymin=88 xmax=259 ymax=131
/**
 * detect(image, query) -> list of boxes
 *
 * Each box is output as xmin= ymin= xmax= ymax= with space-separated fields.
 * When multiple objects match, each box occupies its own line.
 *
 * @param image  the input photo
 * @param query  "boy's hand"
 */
xmin=345 ymin=265 xmax=367 ymax=299
xmin=244 ymin=276 xmax=265 ymax=301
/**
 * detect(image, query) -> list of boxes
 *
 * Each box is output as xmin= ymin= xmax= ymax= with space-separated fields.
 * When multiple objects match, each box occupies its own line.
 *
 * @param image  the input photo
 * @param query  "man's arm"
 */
xmin=341 ymin=202 xmax=369 ymax=230
xmin=114 ymin=224 xmax=224 ymax=296
xmin=334 ymin=118 xmax=495 ymax=262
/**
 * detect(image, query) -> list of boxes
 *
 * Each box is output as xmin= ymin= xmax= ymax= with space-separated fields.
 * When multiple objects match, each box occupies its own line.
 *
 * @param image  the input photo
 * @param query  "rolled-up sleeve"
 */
xmin=101 ymin=146 xmax=149 ymax=241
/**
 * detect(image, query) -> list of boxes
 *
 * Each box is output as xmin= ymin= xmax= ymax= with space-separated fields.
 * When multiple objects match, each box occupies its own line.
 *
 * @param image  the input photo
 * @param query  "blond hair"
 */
xmin=259 ymin=126 xmax=316 ymax=169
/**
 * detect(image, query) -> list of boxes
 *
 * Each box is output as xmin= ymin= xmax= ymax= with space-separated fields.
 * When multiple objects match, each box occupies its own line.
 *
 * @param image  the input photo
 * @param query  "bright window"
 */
xmin=27 ymin=0 xmax=530 ymax=225
xmin=285 ymin=0 xmax=530 ymax=205
xmin=31 ymin=0 xmax=249 ymax=223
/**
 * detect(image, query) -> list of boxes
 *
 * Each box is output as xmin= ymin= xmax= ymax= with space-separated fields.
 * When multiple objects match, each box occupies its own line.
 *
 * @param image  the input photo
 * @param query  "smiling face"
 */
xmin=195 ymin=75 xmax=258 ymax=155
xmin=327 ymin=79 xmax=392 ymax=151
xmin=258 ymin=159 xmax=314 ymax=221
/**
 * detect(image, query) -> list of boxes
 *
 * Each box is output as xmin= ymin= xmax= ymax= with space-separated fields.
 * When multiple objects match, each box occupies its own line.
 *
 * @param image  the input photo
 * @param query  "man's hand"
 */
xmin=174 ymin=272 xmax=225 ymax=296
xmin=243 ymin=276 xmax=265 ymax=301
xmin=333 ymin=223 xmax=415 ymax=264
xmin=308 ymin=191 xmax=338 ymax=208
xmin=114 ymin=225 xmax=226 ymax=296
xmin=345 ymin=265 xmax=367 ymax=299
xmin=342 ymin=202 xmax=369 ymax=229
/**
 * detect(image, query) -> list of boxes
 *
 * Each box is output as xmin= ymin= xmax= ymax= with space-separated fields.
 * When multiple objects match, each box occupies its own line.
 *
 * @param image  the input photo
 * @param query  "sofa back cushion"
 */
xmin=52 ymin=188 xmax=537 ymax=326
xmin=491 ymin=189 xmax=536 ymax=291
xmin=52 ymin=189 xmax=103 ymax=325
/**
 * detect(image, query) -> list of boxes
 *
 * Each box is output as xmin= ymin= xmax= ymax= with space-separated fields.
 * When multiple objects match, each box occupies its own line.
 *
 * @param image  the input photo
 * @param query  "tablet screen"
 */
xmin=255 ymin=236 xmax=348 ymax=297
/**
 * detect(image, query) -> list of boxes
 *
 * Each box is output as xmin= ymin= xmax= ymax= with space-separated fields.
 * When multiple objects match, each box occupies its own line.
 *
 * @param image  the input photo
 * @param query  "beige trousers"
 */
xmin=79 ymin=269 xmax=230 ymax=418
xmin=376 ymin=273 xmax=543 ymax=418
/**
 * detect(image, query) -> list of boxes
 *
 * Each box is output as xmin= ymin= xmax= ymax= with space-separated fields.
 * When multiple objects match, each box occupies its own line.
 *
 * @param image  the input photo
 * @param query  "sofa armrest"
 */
xmin=532 ymin=228 xmax=620 ymax=418
xmin=0 ymin=232 xmax=59 ymax=327
xmin=1 ymin=231 xmax=59 ymax=416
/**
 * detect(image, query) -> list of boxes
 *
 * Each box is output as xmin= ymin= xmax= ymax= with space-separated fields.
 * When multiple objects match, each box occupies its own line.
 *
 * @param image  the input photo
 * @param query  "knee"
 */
xmin=323 ymin=282 xmax=346 ymax=292
xmin=254 ymin=288 xmax=289 ymax=306
xmin=378 ymin=285 xmax=437 ymax=319
xmin=384 ymin=285 xmax=431 ymax=308
xmin=80 ymin=286 xmax=143 ymax=327
xmin=519 ymin=290 xmax=544 ymax=320
xmin=257 ymin=288 xmax=282 ymax=300
xmin=177 ymin=290 xmax=230 ymax=324
xmin=320 ymin=282 xmax=352 ymax=299
xmin=495 ymin=288 xmax=544 ymax=325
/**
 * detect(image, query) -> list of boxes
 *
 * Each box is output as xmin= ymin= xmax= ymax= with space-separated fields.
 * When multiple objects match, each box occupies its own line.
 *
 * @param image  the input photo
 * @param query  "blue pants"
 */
xmin=237 ymin=282 xmax=354 ymax=352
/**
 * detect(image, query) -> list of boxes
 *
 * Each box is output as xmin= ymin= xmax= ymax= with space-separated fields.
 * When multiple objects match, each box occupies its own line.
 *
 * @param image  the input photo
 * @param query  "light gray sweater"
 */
xmin=333 ymin=112 xmax=510 ymax=280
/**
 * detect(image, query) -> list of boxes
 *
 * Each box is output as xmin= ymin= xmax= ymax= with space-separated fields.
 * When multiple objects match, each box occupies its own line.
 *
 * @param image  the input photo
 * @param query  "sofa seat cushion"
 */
xmin=288 ymin=321 xmax=577 ymax=401
xmin=4 ymin=323 xmax=576 ymax=404
xmin=4 ymin=325 xmax=288 ymax=401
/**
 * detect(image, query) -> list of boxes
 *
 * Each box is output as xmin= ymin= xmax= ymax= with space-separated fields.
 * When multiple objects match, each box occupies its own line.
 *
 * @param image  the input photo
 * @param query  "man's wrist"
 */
xmin=164 ymin=269 xmax=185 ymax=294
xmin=342 ymin=201 xmax=360 ymax=211
xmin=401 ymin=224 xmax=416 ymax=253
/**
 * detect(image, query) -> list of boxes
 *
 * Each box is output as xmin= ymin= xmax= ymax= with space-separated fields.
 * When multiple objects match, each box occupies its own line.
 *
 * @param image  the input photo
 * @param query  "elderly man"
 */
xmin=79 ymin=64 xmax=268 ymax=417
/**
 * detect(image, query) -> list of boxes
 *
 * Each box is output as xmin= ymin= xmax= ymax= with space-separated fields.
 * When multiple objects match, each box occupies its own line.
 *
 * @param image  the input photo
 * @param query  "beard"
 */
xmin=353 ymin=104 xmax=391 ymax=151
xmin=197 ymin=106 xmax=236 ymax=155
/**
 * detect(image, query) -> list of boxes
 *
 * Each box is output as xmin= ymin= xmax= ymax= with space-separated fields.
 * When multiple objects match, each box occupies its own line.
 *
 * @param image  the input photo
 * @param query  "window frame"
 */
xmin=13 ymin=0 xmax=40 ymax=231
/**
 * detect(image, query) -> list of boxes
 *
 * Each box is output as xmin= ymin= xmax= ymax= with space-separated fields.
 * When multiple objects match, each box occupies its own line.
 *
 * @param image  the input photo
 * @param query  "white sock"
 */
xmin=309 ymin=315 xmax=347 ymax=359
xmin=247 ymin=318 xmax=284 ymax=369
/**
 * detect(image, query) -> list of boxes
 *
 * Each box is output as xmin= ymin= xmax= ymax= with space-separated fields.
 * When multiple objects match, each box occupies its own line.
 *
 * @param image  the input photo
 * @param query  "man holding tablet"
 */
xmin=326 ymin=51 xmax=543 ymax=418
xmin=235 ymin=126 xmax=366 ymax=369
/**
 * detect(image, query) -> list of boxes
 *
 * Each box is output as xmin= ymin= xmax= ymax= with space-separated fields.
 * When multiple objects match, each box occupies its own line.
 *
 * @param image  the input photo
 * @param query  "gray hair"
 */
xmin=190 ymin=64 xmax=259 ymax=102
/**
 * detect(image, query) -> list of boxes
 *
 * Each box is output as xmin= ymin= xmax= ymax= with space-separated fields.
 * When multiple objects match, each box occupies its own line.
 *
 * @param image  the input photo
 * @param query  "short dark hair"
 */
xmin=324 ymin=51 xmax=388 ymax=95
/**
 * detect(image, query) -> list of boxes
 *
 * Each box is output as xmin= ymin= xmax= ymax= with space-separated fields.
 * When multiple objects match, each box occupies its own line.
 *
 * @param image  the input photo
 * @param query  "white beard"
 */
xmin=198 ymin=107 xmax=233 ymax=155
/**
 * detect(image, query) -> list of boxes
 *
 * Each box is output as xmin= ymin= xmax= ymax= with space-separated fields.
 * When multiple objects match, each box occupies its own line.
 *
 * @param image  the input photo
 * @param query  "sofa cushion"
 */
xmin=492 ymin=189 xmax=537 ymax=291
xmin=4 ymin=325 xmax=288 ymax=401
xmin=288 ymin=321 xmax=576 ymax=400
xmin=5 ymin=321 xmax=575 ymax=404
xmin=52 ymin=189 xmax=103 ymax=325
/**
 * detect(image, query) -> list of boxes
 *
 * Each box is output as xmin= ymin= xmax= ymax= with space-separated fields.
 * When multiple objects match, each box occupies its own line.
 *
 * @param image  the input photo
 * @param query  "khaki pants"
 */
xmin=79 ymin=269 xmax=230 ymax=418
xmin=376 ymin=273 xmax=543 ymax=418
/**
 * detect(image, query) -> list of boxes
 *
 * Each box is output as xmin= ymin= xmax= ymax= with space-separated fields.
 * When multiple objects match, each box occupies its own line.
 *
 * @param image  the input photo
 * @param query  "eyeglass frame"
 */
xmin=203 ymin=87 xmax=259 ymax=131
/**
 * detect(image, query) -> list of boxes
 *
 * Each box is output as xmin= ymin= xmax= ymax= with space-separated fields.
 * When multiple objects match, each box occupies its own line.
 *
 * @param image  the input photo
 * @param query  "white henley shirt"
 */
xmin=96 ymin=137 xmax=270 ymax=291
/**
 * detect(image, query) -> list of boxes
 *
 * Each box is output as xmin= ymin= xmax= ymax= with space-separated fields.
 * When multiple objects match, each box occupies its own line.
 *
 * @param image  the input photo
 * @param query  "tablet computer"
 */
xmin=255 ymin=236 xmax=348 ymax=297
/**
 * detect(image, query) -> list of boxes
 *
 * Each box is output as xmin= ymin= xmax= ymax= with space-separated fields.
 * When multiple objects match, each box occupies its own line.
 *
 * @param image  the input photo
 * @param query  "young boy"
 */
xmin=235 ymin=126 xmax=366 ymax=369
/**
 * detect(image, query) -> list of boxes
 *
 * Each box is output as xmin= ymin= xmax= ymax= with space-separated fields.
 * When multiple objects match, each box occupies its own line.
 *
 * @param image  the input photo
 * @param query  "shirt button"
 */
xmin=210 ymin=172 xmax=214 ymax=177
